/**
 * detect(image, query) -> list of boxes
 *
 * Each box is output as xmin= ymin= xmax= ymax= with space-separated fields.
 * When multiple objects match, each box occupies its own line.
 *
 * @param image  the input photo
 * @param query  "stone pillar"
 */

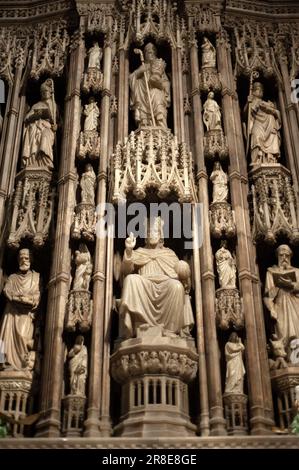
xmin=216 ymin=29 xmax=274 ymax=433
xmin=189 ymin=37 xmax=226 ymax=435
xmin=36 ymin=31 xmax=84 ymax=437
xmin=0 ymin=53 xmax=27 ymax=286
xmin=277 ymin=56 xmax=299 ymax=210
xmin=84 ymin=25 xmax=113 ymax=437
xmin=172 ymin=41 xmax=185 ymax=142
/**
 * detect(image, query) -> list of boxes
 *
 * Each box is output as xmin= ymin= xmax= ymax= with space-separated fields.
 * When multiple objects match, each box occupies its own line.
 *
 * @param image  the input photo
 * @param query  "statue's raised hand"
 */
xmin=125 ymin=232 xmax=136 ymax=254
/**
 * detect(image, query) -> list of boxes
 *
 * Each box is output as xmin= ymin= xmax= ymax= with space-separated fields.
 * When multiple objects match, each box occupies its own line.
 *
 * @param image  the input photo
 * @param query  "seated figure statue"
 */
xmin=118 ymin=217 xmax=194 ymax=339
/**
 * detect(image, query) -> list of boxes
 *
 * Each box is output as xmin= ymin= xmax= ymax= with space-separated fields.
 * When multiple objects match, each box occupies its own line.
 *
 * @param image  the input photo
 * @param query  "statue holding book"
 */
xmin=264 ymin=245 xmax=299 ymax=344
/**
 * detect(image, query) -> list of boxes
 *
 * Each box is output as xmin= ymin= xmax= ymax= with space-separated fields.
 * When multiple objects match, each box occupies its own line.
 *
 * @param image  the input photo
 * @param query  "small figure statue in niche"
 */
xmin=224 ymin=332 xmax=245 ymax=394
xmin=201 ymin=37 xmax=216 ymax=69
xmin=80 ymin=164 xmax=96 ymax=205
xmin=83 ymin=97 xmax=100 ymax=133
xmin=72 ymin=244 xmax=93 ymax=291
xmin=215 ymin=241 xmax=237 ymax=289
xmin=68 ymin=335 xmax=88 ymax=396
xmin=203 ymin=92 xmax=222 ymax=132
xmin=87 ymin=42 xmax=103 ymax=70
xmin=210 ymin=161 xmax=228 ymax=203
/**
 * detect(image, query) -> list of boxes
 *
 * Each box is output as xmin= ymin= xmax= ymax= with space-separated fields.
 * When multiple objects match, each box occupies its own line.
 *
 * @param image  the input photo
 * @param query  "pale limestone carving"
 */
xmin=31 ymin=22 xmax=69 ymax=80
xmin=0 ymin=249 xmax=41 ymax=371
xmin=203 ymin=92 xmax=222 ymax=132
xmin=83 ymin=97 xmax=100 ymax=132
xmin=245 ymin=82 xmax=281 ymax=166
xmin=250 ymin=164 xmax=299 ymax=245
xmin=22 ymin=78 xmax=57 ymax=170
xmin=65 ymin=245 xmax=93 ymax=332
xmin=7 ymin=168 xmax=54 ymax=248
xmin=80 ymin=164 xmax=96 ymax=205
xmin=201 ymin=37 xmax=216 ymax=69
xmin=77 ymin=98 xmax=101 ymax=160
xmin=82 ymin=42 xmax=103 ymax=94
xmin=210 ymin=162 xmax=228 ymax=203
xmin=118 ymin=218 xmax=194 ymax=339
xmin=112 ymin=128 xmax=196 ymax=204
xmin=87 ymin=42 xmax=102 ymax=70
xmin=68 ymin=335 xmax=88 ymax=396
xmin=215 ymin=288 xmax=244 ymax=330
xmin=268 ymin=334 xmax=288 ymax=370
xmin=264 ymin=245 xmax=299 ymax=344
xmin=73 ymin=244 xmax=93 ymax=291
xmin=215 ymin=241 xmax=237 ymax=289
xmin=130 ymin=43 xmax=170 ymax=129
xmin=289 ymin=338 xmax=299 ymax=365
xmin=224 ymin=333 xmax=245 ymax=394
xmin=209 ymin=203 xmax=236 ymax=239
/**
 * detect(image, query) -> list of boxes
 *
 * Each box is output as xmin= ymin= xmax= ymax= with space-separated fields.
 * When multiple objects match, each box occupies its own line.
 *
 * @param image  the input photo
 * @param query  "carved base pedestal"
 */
xmin=77 ymin=130 xmax=101 ymax=160
xmin=215 ymin=288 xmax=244 ymax=330
xmin=110 ymin=327 xmax=198 ymax=437
xmin=0 ymin=370 xmax=34 ymax=437
xmin=65 ymin=290 xmax=93 ymax=332
xmin=7 ymin=168 xmax=54 ymax=249
xmin=250 ymin=164 xmax=299 ymax=245
xmin=209 ymin=202 xmax=236 ymax=238
xmin=199 ymin=68 xmax=222 ymax=92
xmin=270 ymin=367 xmax=299 ymax=430
xmin=204 ymin=129 xmax=228 ymax=160
xmin=82 ymin=68 xmax=103 ymax=94
xmin=62 ymin=395 xmax=86 ymax=437
xmin=223 ymin=393 xmax=248 ymax=435
xmin=71 ymin=203 xmax=97 ymax=241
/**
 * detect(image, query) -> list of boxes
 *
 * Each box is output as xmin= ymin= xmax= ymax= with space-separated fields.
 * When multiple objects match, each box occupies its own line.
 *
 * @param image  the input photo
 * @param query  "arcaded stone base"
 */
xmin=0 ymin=436 xmax=298 ymax=449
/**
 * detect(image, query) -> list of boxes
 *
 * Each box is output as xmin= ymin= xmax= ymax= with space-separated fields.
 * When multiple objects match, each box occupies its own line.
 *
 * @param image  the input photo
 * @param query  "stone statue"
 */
xmin=83 ymin=97 xmax=100 ymax=132
xmin=0 ymin=249 xmax=41 ymax=371
xmin=264 ymin=244 xmax=299 ymax=344
xmin=68 ymin=335 xmax=88 ymax=396
xmin=130 ymin=43 xmax=170 ymax=129
xmin=22 ymin=78 xmax=57 ymax=170
xmin=87 ymin=42 xmax=102 ymax=70
xmin=245 ymin=81 xmax=281 ymax=165
xmin=201 ymin=37 xmax=216 ymax=68
xmin=224 ymin=332 xmax=245 ymax=394
xmin=210 ymin=161 xmax=228 ymax=203
xmin=268 ymin=334 xmax=288 ymax=370
xmin=203 ymin=91 xmax=222 ymax=132
xmin=80 ymin=164 xmax=96 ymax=205
xmin=119 ymin=217 xmax=194 ymax=338
xmin=72 ymin=244 xmax=93 ymax=291
xmin=289 ymin=337 xmax=299 ymax=365
xmin=215 ymin=241 xmax=237 ymax=289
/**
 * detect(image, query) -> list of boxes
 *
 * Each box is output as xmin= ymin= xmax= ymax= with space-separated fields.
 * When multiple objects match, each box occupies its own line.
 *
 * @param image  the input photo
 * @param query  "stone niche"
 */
xmin=110 ymin=326 xmax=198 ymax=437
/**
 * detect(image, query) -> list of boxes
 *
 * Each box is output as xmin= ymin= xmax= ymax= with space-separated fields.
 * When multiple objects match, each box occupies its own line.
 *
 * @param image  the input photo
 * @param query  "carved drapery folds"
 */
xmin=199 ymin=37 xmax=221 ymax=92
xmin=77 ymin=98 xmax=101 ymax=160
xmin=65 ymin=244 xmax=93 ymax=332
xmin=250 ymin=165 xmax=299 ymax=245
xmin=82 ymin=42 xmax=103 ymax=94
xmin=112 ymin=128 xmax=197 ymax=204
